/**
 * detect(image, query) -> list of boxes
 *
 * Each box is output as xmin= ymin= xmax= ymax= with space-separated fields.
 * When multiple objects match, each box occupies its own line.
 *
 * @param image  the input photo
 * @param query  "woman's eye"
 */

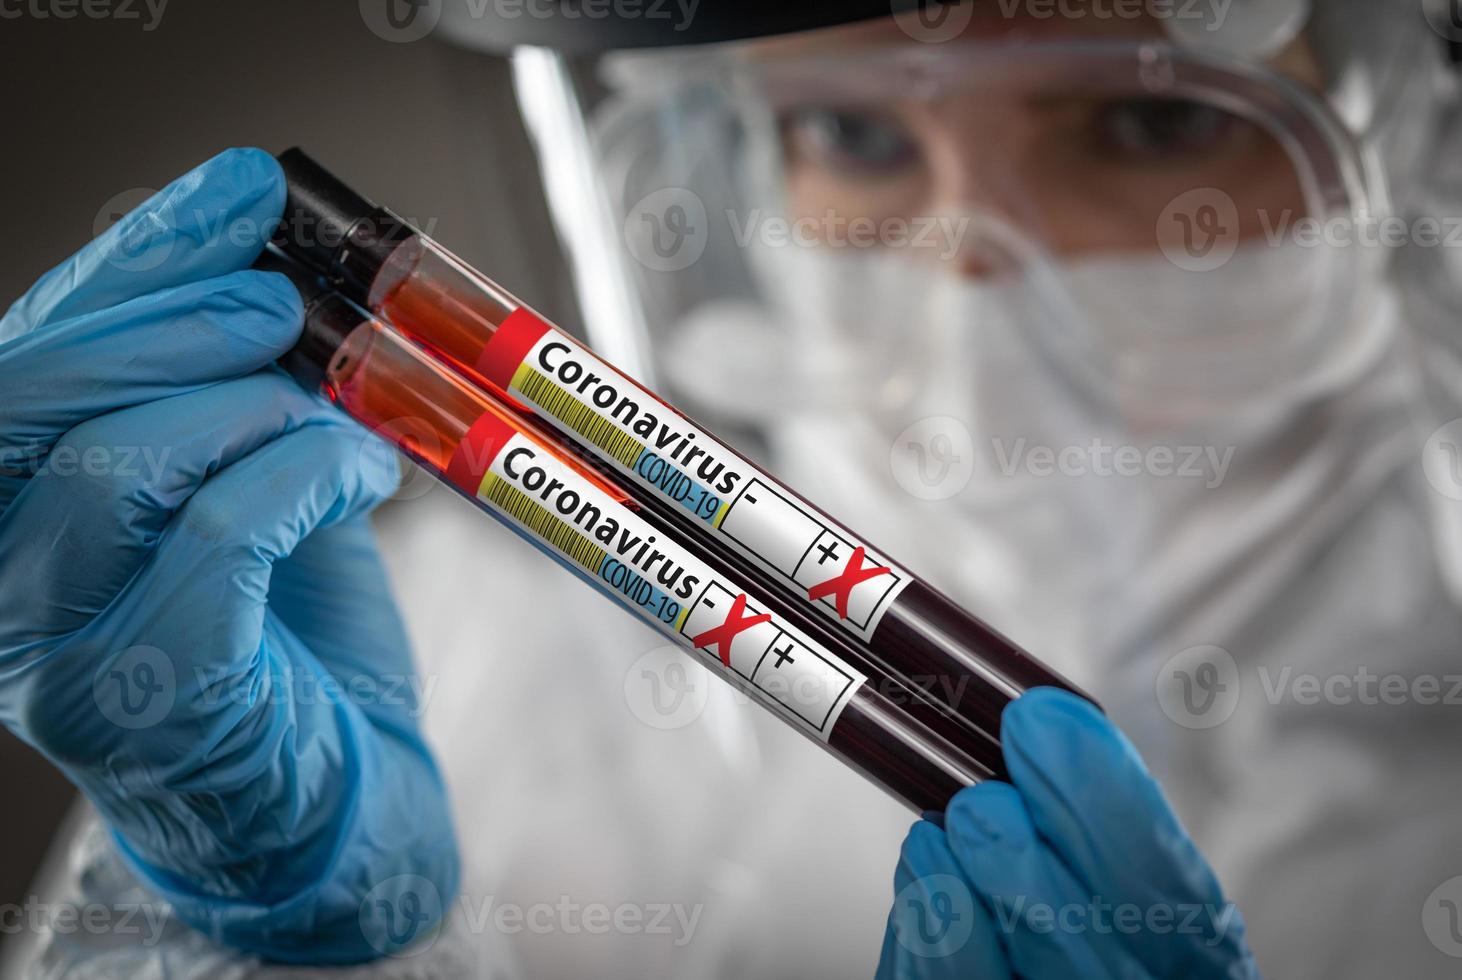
xmin=1092 ymin=98 xmax=1241 ymax=160
xmin=782 ymin=108 xmax=920 ymax=175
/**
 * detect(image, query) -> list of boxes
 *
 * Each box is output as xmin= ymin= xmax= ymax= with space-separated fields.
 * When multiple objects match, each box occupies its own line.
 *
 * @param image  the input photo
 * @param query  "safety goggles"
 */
xmin=511 ymin=11 xmax=1439 ymax=427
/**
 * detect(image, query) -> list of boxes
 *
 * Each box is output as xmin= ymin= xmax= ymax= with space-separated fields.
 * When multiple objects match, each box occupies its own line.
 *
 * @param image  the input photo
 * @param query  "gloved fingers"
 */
xmin=0 ymin=148 xmax=284 ymax=341
xmin=0 ymin=268 xmax=302 ymax=509
xmin=876 ymin=819 xmax=1012 ymax=980
xmin=268 ymin=514 xmax=426 ymax=735
xmin=943 ymin=782 xmax=1153 ymax=980
xmin=1000 ymin=689 xmax=1253 ymax=976
xmin=0 ymin=372 xmax=329 ymax=647
xmin=107 ymin=420 xmax=401 ymax=670
xmin=3 ymin=417 xmax=398 ymax=772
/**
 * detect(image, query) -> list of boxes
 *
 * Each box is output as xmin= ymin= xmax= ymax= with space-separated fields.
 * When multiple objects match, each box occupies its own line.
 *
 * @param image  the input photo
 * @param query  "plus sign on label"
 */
xmin=791 ymin=533 xmax=900 ymax=631
xmin=808 ymin=546 xmax=893 ymax=621
xmin=480 ymin=316 xmax=913 ymax=644
xmin=771 ymin=641 xmax=797 ymax=669
xmin=719 ymin=480 xmax=908 ymax=636
xmin=680 ymin=582 xmax=858 ymax=734
xmin=448 ymin=425 xmax=865 ymax=743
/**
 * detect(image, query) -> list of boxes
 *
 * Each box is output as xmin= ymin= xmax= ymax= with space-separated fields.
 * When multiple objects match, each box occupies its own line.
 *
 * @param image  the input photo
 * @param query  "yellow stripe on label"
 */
xmin=673 ymin=605 xmax=690 ymax=631
xmin=712 ymin=500 xmax=731 ymax=528
xmin=511 ymin=363 xmax=646 ymax=469
xmin=480 ymin=473 xmax=608 ymax=575
xmin=474 ymin=469 xmax=494 ymax=499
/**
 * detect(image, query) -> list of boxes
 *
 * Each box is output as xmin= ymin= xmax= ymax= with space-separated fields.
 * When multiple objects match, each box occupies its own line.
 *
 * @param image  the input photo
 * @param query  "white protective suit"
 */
xmin=9 ymin=3 xmax=1462 ymax=979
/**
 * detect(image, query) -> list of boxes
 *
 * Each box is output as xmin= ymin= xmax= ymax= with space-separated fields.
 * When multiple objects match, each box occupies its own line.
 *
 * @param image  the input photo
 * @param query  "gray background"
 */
xmin=0 ymin=0 xmax=572 ymax=947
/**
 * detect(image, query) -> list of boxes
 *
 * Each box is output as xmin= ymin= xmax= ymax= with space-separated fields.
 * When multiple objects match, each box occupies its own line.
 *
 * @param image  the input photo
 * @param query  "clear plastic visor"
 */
xmin=581 ymin=30 xmax=1380 ymax=428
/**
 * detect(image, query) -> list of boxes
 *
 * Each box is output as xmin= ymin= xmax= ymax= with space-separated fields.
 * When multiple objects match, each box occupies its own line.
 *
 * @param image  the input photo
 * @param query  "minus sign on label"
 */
xmin=744 ymin=493 xmax=758 ymax=505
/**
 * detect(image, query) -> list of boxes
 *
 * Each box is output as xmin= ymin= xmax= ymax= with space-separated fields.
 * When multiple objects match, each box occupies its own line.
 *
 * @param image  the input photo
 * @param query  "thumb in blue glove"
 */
xmin=877 ymin=688 xmax=1261 ymax=979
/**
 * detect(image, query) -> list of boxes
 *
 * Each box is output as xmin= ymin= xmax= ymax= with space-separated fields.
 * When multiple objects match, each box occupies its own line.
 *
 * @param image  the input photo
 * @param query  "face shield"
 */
xmin=484 ymin=1 xmax=1447 ymax=443
xmin=439 ymin=1 xmax=1457 ymax=669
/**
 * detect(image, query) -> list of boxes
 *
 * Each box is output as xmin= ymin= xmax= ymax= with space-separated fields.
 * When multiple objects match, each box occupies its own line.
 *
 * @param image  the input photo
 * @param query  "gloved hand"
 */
xmin=876 ymin=688 xmax=1261 ymax=979
xmin=0 ymin=148 xmax=458 ymax=964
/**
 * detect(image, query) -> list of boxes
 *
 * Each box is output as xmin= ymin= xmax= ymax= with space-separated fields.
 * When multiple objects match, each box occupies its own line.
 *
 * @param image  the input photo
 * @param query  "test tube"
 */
xmin=258 ymin=250 xmax=1002 ymax=813
xmin=272 ymin=148 xmax=1092 ymax=742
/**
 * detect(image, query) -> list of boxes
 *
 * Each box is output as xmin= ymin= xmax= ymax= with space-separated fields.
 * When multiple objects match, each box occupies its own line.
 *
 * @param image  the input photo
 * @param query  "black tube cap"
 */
xmin=255 ymin=247 xmax=363 ymax=392
xmin=255 ymin=246 xmax=328 ymax=304
xmin=275 ymin=148 xmax=374 ymax=272
xmin=274 ymin=148 xmax=413 ymax=301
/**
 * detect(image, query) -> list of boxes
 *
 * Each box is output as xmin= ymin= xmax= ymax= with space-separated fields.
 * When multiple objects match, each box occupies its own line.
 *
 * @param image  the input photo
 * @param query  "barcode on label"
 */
xmin=481 ymin=473 xmax=608 ymax=573
xmin=513 ymin=365 xmax=645 ymax=469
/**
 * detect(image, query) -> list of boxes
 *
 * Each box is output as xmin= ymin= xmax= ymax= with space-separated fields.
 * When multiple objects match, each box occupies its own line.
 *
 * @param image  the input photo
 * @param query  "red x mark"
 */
xmin=690 ymin=592 xmax=772 ymax=667
xmin=807 ymin=546 xmax=892 ymax=620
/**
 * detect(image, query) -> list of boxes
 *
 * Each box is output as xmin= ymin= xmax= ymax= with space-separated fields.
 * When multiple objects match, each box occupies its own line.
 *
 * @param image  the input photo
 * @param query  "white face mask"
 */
xmin=660 ymin=237 xmax=1413 ymax=687
xmin=668 ymin=214 xmax=1392 ymax=416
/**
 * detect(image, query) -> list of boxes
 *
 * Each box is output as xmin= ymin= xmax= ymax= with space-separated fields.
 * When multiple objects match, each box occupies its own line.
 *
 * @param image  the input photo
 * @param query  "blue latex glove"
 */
xmin=0 ymin=148 xmax=458 ymax=964
xmin=877 ymin=689 xmax=1261 ymax=979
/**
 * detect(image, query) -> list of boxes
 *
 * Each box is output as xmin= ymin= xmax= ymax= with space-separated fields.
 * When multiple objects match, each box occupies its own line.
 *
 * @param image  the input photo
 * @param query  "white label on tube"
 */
xmin=480 ymin=311 xmax=913 ymax=643
xmin=459 ymin=422 xmax=864 ymax=741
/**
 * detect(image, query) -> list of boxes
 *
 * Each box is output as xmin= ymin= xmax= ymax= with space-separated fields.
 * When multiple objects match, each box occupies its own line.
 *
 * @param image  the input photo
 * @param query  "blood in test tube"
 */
xmin=259 ymin=250 xmax=1004 ymax=813
xmin=271 ymin=148 xmax=1096 ymax=750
